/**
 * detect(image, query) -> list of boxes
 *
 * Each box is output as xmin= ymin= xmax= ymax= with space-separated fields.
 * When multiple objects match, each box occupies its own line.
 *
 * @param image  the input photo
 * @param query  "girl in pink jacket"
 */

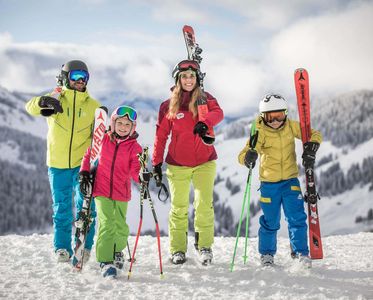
xmin=79 ymin=105 xmax=142 ymax=278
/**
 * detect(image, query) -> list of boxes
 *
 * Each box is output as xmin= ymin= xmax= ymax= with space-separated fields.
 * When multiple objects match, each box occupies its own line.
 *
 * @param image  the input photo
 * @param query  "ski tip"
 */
xmin=99 ymin=106 xmax=108 ymax=113
xmin=295 ymin=68 xmax=308 ymax=74
xmin=160 ymin=273 xmax=165 ymax=280
xmin=127 ymin=272 xmax=132 ymax=280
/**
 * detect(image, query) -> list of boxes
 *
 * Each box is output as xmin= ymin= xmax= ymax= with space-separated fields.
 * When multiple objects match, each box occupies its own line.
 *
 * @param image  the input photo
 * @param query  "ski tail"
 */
xmin=197 ymin=97 xmax=215 ymax=145
xmin=294 ymin=69 xmax=323 ymax=260
xmin=72 ymin=106 xmax=108 ymax=270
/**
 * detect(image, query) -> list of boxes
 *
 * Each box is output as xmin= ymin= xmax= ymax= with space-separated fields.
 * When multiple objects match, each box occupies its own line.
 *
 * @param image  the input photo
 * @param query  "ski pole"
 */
xmin=127 ymin=193 xmax=143 ymax=279
xmin=128 ymin=147 xmax=164 ymax=279
xmin=230 ymin=170 xmax=252 ymax=272
xmin=230 ymin=121 xmax=258 ymax=272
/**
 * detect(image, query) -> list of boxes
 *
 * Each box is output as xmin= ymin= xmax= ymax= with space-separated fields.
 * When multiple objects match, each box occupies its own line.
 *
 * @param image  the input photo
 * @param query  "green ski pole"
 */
xmin=230 ymin=121 xmax=258 ymax=272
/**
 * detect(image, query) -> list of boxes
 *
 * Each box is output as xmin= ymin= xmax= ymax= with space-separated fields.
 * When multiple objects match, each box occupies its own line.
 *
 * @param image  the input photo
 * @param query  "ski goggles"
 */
xmin=115 ymin=105 xmax=137 ymax=122
xmin=178 ymin=60 xmax=200 ymax=71
xmin=179 ymin=70 xmax=196 ymax=79
xmin=263 ymin=110 xmax=287 ymax=123
xmin=69 ymin=70 xmax=90 ymax=82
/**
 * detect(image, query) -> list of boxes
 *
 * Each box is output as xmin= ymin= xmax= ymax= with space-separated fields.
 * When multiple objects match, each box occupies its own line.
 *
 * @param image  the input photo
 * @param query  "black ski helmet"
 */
xmin=172 ymin=59 xmax=201 ymax=84
xmin=57 ymin=60 xmax=89 ymax=88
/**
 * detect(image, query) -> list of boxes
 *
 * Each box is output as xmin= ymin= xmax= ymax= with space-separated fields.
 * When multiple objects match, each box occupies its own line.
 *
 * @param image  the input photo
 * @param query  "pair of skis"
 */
xmin=72 ymin=106 xmax=108 ymax=270
xmin=182 ymin=25 xmax=215 ymax=145
xmin=294 ymin=68 xmax=323 ymax=260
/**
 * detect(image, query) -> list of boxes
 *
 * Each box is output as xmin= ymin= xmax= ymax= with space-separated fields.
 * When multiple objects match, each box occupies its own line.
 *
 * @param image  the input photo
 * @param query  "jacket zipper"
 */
xmin=109 ymin=143 xmax=120 ymax=198
xmin=68 ymin=91 xmax=76 ymax=168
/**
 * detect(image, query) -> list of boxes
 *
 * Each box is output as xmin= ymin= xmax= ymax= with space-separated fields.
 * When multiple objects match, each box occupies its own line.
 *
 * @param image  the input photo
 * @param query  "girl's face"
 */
xmin=115 ymin=116 xmax=133 ymax=137
xmin=179 ymin=71 xmax=197 ymax=92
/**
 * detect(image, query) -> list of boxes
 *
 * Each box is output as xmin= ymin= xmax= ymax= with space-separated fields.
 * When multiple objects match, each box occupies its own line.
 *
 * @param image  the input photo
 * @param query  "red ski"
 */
xmin=294 ymin=68 xmax=323 ymax=259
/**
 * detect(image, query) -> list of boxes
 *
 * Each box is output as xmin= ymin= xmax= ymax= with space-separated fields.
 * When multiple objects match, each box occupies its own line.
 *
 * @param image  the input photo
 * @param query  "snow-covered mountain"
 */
xmin=1 ymin=233 xmax=372 ymax=299
xmin=0 ymin=85 xmax=372 ymax=238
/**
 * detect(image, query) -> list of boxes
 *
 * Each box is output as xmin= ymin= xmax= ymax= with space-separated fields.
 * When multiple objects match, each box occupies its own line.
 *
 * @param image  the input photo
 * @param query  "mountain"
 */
xmin=0 ymin=85 xmax=372 ymax=238
xmin=1 ymin=233 xmax=372 ymax=299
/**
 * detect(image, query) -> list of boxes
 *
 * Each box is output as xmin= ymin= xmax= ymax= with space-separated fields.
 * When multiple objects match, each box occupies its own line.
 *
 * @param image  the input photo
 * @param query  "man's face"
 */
xmin=68 ymin=69 xmax=89 ymax=92
xmin=69 ymin=79 xmax=87 ymax=92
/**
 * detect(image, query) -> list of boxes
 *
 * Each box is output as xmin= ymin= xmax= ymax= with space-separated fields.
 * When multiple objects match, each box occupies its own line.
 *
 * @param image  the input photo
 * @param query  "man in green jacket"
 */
xmin=25 ymin=60 xmax=101 ymax=263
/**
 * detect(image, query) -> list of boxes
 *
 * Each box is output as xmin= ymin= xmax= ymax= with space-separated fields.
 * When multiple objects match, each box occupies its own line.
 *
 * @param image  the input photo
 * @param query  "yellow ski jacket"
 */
xmin=238 ymin=117 xmax=322 ymax=182
xmin=25 ymin=87 xmax=101 ymax=169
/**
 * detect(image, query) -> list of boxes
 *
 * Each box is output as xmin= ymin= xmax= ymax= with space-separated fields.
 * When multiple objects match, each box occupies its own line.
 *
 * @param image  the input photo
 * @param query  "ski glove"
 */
xmin=193 ymin=122 xmax=208 ymax=137
xmin=139 ymin=170 xmax=151 ymax=184
xmin=79 ymin=171 xmax=92 ymax=197
xmin=38 ymin=96 xmax=63 ymax=116
xmin=244 ymin=149 xmax=258 ymax=169
xmin=153 ymin=163 xmax=162 ymax=187
xmin=302 ymin=141 xmax=320 ymax=168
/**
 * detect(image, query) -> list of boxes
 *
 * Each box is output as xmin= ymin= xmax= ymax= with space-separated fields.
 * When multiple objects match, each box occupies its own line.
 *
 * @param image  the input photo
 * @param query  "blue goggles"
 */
xmin=69 ymin=70 xmax=90 ymax=82
xmin=115 ymin=106 xmax=137 ymax=122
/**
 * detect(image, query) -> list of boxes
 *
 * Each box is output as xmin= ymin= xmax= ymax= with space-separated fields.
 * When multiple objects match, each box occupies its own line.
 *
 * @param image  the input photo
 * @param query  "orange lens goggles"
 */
xmin=264 ymin=111 xmax=286 ymax=123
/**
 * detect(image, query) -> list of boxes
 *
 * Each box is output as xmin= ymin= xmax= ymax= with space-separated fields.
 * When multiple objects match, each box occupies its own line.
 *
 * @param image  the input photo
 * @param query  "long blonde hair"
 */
xmin=167 ymin=80 xmax=205 ymax=119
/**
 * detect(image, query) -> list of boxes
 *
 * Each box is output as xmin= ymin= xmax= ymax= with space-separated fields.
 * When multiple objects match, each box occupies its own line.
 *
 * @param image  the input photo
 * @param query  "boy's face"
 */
xmin=267 ymin=120 xmax=284 ymax=129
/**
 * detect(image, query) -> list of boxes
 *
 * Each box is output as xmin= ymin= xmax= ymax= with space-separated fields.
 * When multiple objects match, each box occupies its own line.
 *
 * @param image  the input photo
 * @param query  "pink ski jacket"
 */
xmin=81 ymin=133 xmax=142 ymax=202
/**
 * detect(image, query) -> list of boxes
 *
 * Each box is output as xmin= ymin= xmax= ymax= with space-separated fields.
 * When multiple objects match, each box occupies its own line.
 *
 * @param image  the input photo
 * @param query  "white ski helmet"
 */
xmin=110 ymin=105 xmax=137 ymax=137
xmin=259 ymin=93 xmax=288 ymax=113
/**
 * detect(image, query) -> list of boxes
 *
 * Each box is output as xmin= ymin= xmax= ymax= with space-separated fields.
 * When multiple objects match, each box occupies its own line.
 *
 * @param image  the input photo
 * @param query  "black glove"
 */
xmin=302 ymin=142 xmax=320 ymax=168
xmin=244 ymin=149 xmax=258 ymax=169
xmin=139 ymin=170 xmax=151 ymax=184
xmin=193 ymin=122 xmax=208 ymax=137
xmin=153 ymin=163 xmax=163 ymax=187
xmin=38 ymin=96 xmax=63 ymax=116
xmin=79 ymin=171 xmax=92 ymax=197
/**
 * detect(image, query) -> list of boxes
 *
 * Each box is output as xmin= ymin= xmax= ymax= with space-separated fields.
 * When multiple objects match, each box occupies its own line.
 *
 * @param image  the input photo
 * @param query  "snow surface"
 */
xmin=0 ymin=233 xmax=372 ymax=300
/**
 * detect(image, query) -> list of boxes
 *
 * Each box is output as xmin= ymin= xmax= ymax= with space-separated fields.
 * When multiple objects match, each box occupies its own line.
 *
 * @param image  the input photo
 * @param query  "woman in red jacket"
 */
xmin=79 ymin=105 xmax=143 ymax=278
xmin=152 ymin=60 xmax=224 ymax=265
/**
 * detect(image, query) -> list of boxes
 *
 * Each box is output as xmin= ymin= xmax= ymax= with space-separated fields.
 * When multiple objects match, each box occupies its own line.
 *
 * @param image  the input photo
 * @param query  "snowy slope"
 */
xmin=0 ymin=233 xmax=372 ymax=299
xmin=0 ymin=87 xmax=47 ymax=138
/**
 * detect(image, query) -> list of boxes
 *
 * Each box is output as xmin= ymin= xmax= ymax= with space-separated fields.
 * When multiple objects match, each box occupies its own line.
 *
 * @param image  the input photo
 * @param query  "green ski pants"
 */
xmin=95 ymin=196 xmax=129 ymax=263
xmin=166 ymin=160 xmax=216 ymax=254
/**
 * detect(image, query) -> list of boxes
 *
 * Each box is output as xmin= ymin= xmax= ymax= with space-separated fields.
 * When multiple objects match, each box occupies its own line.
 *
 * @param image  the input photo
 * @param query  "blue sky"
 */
xmin=1 ymin=0 xmax=372 ymax=115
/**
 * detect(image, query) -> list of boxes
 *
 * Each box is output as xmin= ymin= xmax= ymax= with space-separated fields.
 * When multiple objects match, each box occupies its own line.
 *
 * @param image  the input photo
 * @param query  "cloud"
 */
xmin=0 ymin=1 xmax=372 ymax=116
xmin=265 ymin=1 xmax=373 ymax=100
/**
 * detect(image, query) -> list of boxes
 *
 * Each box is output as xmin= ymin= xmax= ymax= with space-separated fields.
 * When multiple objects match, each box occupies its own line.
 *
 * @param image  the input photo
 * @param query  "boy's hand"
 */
xmin=244 ymin=149 xmax=258 ymax=169
xmin=302 ymin=142 xmax=320 ymax=168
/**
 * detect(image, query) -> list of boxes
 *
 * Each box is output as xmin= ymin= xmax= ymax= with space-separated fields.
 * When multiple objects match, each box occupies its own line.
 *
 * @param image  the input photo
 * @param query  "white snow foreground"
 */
xmin=0 ymin=233 xmax=372 ymax=300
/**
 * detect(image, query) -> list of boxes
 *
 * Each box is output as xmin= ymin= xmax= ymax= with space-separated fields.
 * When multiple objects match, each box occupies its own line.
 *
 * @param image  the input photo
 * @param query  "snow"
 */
xmin=0 ymin=233 xmax=372 ymax=299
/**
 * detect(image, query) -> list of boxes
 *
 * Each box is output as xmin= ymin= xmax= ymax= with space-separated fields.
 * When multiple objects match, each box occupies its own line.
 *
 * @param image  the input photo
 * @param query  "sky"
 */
xmin=0 ymin=0 xmax=373 ymax=116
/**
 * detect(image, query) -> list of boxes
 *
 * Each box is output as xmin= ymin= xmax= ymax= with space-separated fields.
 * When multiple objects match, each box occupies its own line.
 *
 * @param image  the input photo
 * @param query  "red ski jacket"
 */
xmin=152 ymin=91 xmax=224 ymax=167
xmin=81 ymin=133 xmax=142 ymax=202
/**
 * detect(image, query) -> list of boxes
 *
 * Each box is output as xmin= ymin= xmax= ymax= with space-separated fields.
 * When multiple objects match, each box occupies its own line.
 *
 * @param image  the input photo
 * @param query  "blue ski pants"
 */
xmin=48 ymin=167 xmax=96 ymax=256
xmin=258 ymin=178 xmax=308 ymax=256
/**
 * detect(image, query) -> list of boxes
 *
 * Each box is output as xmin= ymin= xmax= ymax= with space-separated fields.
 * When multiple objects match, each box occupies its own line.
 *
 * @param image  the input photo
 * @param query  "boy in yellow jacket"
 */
xmin=25 ymin=60 xmax=101 ymax=263
xmin=238 ymin=94 xmax=322 ymax=267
